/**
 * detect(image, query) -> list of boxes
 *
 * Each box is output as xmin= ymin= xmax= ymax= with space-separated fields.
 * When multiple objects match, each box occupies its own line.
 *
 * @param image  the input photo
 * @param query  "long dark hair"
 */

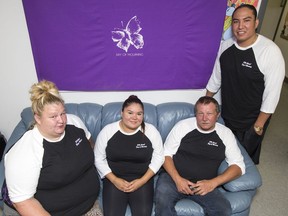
xmin=122 ymin=95 xmax=145 ymax=133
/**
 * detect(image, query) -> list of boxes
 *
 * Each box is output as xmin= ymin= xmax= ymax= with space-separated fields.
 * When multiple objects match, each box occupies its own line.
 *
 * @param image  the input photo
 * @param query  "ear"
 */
xmin=34 ymin=113 xmax=41 ymax=125
xmin=255 ymin=18 xmax=259 ymax=30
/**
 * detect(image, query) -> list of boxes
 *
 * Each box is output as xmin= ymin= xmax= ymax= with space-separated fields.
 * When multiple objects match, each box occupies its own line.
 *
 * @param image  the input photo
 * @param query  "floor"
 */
xmin=249 ymin=82 xmax=288 ymax=216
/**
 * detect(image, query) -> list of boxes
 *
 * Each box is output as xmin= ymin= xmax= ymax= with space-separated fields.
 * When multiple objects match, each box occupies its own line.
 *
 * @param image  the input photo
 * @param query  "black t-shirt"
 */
xmin=106 ymin=130 xmax=153 ymax=181
xmin=35 ymin=125 xmax=100 ymax=216
xmin=220 ymin=45 xmax=264 ymax=131
xmin=173 ymin=129 xmax=225 ymax=182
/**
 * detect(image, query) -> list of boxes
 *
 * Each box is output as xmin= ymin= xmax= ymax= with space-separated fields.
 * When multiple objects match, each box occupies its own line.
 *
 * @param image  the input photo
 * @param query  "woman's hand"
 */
xmin=124 ymin=178 xmax=145 ymax=192
xmin=111 ymin=176 xmax=131 ymax=192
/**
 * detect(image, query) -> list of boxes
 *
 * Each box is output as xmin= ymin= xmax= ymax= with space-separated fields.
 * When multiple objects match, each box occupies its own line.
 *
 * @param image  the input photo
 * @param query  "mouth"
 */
xmin=57 ymin=124 xmax=65 ymax=129
xmin=236 ymin=30 xmax=246 ymax=35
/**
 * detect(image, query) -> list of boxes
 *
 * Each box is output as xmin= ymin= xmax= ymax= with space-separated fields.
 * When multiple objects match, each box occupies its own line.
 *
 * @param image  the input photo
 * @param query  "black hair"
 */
xmin=232 ymin=4 xmax=258 ymax=20
xmin=122 ymin=95 xmax=145 ymax=133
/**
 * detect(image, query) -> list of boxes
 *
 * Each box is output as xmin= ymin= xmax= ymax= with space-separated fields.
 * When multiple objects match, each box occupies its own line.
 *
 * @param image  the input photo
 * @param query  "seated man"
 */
xmin=155 ymin=96 xmax=245 ymax=216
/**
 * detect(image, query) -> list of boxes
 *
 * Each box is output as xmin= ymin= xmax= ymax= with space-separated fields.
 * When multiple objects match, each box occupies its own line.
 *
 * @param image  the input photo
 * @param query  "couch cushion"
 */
xmin=21 ymin=107 xmax=34 ymax=128
xmin=220 ymin=188 xmax=256 ymax=213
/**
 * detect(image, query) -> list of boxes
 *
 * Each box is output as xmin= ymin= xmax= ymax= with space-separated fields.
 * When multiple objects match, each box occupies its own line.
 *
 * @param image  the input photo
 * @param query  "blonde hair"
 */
xmin=29 ymin=80 xmax=64 ymax=115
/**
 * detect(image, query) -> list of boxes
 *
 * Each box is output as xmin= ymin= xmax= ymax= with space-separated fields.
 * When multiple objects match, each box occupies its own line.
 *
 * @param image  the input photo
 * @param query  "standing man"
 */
xmin=155 ymin=96 xmax=245 ymax=216
xmin=206 ymin=4 xmax=285 ymax=164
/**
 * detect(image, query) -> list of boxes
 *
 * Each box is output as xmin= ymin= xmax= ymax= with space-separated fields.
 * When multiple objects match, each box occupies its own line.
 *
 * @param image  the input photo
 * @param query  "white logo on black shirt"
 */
xmin=75 ymin=138 xmax=82 ymax=146
xmin=136 ymin=143 xmax=147 ymax=149
xmin=242 ymin=61 xmax=252 ymax=68
xmin=207 ymin=141 xmax=218 ymax=147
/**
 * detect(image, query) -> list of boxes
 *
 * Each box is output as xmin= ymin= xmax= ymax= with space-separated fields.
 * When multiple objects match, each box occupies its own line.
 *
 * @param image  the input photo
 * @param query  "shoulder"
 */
xmin=214 ymin=123 xmax=235 ymax=141
xmin=257 ymin=34 xmax=276 ymax=46
xmin=215 ymin=122 xmax=232 ymax=133
xmin=11 ymin=127 xmax=42 ymax=150
xmin=170 ymin=117 xmax=196 ymax=134
xmin=144 ymin=122 xmax=162 ymax=138
xmin=176 ymin=117 xmax=195 ymax=127
xmin=5 ymin=127 xmax=44 ymax=162
xmin=220 ymin=38 xmax=235 ymax=52
xmin=99 ymin=121 xmax=119 ymax=136
xmin=67 ymin=113 xmax=83 ymax=125
xmin=255 ymin=35 xmax=282 ymax=53
xmin=145 ymin=122 xmax=158 ymax=131
xmin=102 ymin=121 xmax=119 ymax=130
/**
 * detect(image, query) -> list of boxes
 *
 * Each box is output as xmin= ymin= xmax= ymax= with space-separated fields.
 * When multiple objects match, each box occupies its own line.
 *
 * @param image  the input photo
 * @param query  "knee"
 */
xmin=155 ymin=185 xmax=167 ymax=206
xmin=216 ymin=199 xmax=232 ymax=216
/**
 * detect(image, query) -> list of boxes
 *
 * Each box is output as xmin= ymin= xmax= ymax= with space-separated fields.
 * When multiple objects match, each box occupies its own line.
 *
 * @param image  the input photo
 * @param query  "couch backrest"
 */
xmin=5 ymin=102 xmax=220 ymax=148
xmin=157 ymin=102 xmax=195 ymax=141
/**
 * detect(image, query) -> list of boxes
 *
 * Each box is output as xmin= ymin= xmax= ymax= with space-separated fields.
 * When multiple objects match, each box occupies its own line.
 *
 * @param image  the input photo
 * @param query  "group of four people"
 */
xmin=2 ymin=4 xmax=285 ymax=216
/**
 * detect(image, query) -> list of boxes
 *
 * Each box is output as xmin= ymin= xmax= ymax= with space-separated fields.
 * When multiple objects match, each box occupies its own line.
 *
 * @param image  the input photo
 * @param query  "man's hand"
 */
xmin=193 ymin=179 xmax=217 ymax=196
xmin=175 ymin=176 xmax=195 ymax=195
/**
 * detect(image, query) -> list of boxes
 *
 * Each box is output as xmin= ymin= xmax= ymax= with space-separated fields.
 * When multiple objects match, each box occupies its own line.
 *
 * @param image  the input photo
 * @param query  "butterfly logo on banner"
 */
xmin=111 ymin=16 xmax=144 ymax=52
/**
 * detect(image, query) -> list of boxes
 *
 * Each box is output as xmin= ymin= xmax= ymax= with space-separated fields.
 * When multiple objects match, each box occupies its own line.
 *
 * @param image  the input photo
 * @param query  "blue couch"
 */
xmin=0 ymin=102 xmax=262 ymax=216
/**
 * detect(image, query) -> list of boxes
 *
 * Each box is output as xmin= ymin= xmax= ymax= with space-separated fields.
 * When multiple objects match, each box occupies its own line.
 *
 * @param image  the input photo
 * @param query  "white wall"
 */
xmin=260 ymin=0 xmax=283 ymax=40
xmin=0 ymin=0 xmax=219 ymax=140
xmin=274 ymin=2 xmax=288 ymax=78
xmin=260 ymin=0 xmax=288 ymax=78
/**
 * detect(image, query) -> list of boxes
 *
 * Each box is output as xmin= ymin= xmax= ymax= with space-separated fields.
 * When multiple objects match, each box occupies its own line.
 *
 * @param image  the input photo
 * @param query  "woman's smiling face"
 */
xmin=120 ymin=102 xmax=144 ymax=133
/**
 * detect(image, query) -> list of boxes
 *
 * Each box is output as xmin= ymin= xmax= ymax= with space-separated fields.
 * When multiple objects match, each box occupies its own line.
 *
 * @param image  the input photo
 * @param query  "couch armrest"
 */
xmin=218 ymin=143 xmax=262 ymax=192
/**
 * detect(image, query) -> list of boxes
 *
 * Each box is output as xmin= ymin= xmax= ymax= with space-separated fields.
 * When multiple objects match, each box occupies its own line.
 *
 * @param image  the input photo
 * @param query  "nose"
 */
xmin=238 ymin=20 xmax=244 ymax=29
xmin=202 ymin=114 xmax=208 ymax=121
xmin=132 ymin=113 xmax=138 ymax=119
xmin=57 ymin=114 xmax=65 ymax=123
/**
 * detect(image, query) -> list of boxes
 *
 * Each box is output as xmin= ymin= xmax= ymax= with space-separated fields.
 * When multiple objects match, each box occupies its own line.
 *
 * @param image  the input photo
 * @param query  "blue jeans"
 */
xmin=154 ymin=172 xmax=232 ymax=216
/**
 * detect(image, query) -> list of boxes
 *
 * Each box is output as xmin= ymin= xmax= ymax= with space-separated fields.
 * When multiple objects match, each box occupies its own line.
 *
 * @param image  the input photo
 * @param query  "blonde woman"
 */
xmin=4 ymin=80 xmax=101 ymax=216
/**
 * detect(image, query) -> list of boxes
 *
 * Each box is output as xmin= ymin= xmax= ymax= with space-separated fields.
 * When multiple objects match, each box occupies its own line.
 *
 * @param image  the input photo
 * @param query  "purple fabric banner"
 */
xmin=22 ymin=0 xmax=227 ymax=91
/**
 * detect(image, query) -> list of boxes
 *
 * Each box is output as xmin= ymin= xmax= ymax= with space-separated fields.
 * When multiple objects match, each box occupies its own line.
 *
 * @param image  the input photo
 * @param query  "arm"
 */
xmin=88 ymin=137 xmax=95 ymax=149
xmin=206 ymin=89 xmax=216 ymax=97
xmin=94 ymin=125 xmax=115 ymax=178
xmin=254 ymin=111 xmax=271 ymax=135
xmin=5 ymin=130 xmax=47 ymax=215
xmin=193 ymin=164 xmax=242 ymax=196
xmin=14 ymin=198 xmax=50 ymax=216
xmin=147 ymin=124 xmax=164 ymax=174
